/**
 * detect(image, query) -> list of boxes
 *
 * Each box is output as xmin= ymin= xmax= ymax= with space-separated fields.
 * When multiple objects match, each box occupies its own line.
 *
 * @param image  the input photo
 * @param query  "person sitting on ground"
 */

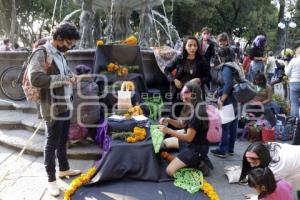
xmin=246 ymin=167 xmax=293 ymax=200
xmin=247 ymin=73 xmax=276 ymax=126
xmin=159 ymin=78 xmax=211 ymax=177
xmin=164 ymin=36 xmax=210 ymax=118
xmin=239 ymin=142 xmax=300 ymax=200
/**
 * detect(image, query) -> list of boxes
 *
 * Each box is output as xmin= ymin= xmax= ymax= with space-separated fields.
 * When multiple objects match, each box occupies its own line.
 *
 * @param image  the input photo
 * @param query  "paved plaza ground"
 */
xmin=0 ymin=99 xmax=297 ymax=200
xmin=0 ymin=138 xmax=253 ymax=200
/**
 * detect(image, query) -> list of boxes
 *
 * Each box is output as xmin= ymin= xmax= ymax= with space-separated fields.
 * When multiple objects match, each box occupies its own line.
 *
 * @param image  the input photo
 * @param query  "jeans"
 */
xmin=267 ymin=73 xmax=274 ymax=84
xmin=289 ymin=82 xmax=300 ymax=118
xmin=293 ymin=119 xmax=300 ymax=145
xmin=44 ymin=111 xmax=71 ymax=182
xmin=219 ymin=118 xmax=238 ymax=153
xmin=249 ymin=61 xmax=264 ymax=82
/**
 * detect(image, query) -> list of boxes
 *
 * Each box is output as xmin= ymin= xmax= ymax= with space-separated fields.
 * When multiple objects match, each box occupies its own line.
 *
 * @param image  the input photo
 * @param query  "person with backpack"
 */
xmin=27 ymin=22 xmax=81 ymax=197
xmin=159 ymin=78 xmax=212 ymax=176
xmin=210 ymin=32 xmax=239 ymax=158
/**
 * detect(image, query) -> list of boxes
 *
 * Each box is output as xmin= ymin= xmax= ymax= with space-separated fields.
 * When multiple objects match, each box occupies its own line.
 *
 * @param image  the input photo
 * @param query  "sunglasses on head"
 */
xmin=245 ymin=152 xmax=259 ymax=160
xmin=246 ymin=156 xmax=260 ymax=160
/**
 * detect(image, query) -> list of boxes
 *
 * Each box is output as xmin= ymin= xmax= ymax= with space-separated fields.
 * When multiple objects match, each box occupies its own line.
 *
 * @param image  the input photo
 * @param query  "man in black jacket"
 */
xmin=197 ymin=27 xmax=216 ymax=93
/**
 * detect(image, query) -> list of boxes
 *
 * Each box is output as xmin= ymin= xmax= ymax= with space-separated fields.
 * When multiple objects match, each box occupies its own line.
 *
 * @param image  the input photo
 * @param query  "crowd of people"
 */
xmin=160 ymin=27 xmax=300 ymax=199
xmin=11 ymin=21 xmax=299 ymax=199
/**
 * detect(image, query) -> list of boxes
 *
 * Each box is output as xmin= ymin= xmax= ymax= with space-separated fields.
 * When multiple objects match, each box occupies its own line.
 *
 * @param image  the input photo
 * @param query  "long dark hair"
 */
xmin=216 ymin=32 xmax=235 ymax=62
xmin=254 ymin=73 xmax=267 ymax=88
xmin=239 ymin=142 xmax=281 ymax=181
xmin=180 ymin=78 xmax=209 ymax=131
xmin=181 ymin=36 xmax=202 ymax=60
xmin=248 ymin=167 xmax=277 ymax=198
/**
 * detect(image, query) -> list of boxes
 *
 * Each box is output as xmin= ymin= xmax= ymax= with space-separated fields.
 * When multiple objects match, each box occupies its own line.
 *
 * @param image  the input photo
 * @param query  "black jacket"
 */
xmin=199 ymin=38 xmax=216 ymax=64
xmin=164 ymin=54 xmax=211 ymax=85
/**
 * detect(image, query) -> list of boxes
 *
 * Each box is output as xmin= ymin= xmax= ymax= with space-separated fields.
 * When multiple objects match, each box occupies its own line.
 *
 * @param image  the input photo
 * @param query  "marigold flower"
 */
xmin=122 ymin=35 xmax=138 ymax=45
xmin=121 ymin=67 xmax=129 ymax=76
xmin=96 ymin=40 xmax=104 ymax=46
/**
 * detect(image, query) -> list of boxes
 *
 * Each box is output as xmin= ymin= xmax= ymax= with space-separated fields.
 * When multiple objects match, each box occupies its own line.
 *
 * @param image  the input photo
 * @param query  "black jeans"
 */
xmin=293 ymin=119 xmax=300 ymax=145
xmin=44 ymin=111 xmax=70 ymax=182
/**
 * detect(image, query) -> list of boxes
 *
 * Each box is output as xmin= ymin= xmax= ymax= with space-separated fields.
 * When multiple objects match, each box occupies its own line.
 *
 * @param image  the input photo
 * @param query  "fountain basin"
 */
xmin=0 ymin=48 xmax=169 ymax=98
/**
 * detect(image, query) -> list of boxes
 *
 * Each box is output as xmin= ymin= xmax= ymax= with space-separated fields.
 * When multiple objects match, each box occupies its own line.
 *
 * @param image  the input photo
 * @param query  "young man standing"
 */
xmin=197 ymin=27 xmax=216 ymax=94
xmin=28 ymin=22 xmax=81 ymax=196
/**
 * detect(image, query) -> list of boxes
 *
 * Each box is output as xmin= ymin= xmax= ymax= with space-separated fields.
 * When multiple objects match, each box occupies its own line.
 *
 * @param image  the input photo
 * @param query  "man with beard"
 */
xmin=27 ymin=22 xmax=81 ymax=197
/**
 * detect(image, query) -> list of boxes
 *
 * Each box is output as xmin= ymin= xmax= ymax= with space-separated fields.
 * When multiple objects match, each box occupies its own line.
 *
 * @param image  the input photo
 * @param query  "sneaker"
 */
xmin=228 ymin=151 xmax=234 ymax=156
xmin=211 ymin=149 xmax=228 ymax=158
xmin=58 ymin=169 xmax=81 ymax=178
xmin=47 ymin=181 xmax=60 ymax=197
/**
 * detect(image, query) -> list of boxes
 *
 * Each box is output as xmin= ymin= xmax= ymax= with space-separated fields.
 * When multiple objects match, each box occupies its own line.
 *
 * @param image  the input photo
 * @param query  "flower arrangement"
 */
xmin=201 ymin=180 xmax=220 ymax=200
xmin=122 ymin=35 xmax=138 ymax=45
xmin=124 ymin=105 xmax=143 ymax=119
xmin=126 ymin=126 xmax=147 ymax=143
xmin=96 ymin=40 xmax=104 ymax=46
xmin=64 ymin=166 xmax=97 ymax=200
xmin=106 ymin=62 xmax=129 ymax=76
xmin=121 ymin=81 xmax=135 ymax=92
xmin=272 ymin=94 xmax=290 ymax=114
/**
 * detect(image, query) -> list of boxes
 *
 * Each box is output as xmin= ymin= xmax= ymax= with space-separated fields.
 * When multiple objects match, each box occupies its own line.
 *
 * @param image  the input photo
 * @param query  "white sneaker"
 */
xmin=47 ymin=181 xmax=60 ymax=197
xmin=58 ymin=169 xmax=81 ymax=178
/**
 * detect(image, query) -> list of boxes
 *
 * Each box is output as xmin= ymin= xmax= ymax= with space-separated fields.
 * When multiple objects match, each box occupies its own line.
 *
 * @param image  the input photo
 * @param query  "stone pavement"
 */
xmin=0 ymin=142 xmax=254 ymax=200
xmin=0 ymin=99 xmax=297 ymax=200
xmin=0 ymin=145 xmax=94 ymax=200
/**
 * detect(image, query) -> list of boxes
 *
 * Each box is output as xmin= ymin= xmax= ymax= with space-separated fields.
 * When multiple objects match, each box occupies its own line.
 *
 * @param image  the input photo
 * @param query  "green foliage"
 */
xmin=0 ymin=0 xmax=78 ymax=46
xmin=0 ymin=0 xmax=286 ymax=50
xmin=289 ymin=0 xmax=300 ymax=48
xmin=170 ymin=0 xmax=279 ymax=49
xmin=273 ymin=94 xmax=290 ymax=114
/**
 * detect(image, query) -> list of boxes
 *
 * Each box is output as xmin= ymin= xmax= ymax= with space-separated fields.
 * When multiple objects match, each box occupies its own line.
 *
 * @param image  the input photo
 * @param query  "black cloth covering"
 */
xmin=72 ymin=128 xmax=209 ymax=200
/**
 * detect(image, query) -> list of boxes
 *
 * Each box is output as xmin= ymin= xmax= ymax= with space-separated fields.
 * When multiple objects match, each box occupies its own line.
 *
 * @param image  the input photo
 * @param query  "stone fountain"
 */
xmin=74 ymin=0 xmax=164 ymax=48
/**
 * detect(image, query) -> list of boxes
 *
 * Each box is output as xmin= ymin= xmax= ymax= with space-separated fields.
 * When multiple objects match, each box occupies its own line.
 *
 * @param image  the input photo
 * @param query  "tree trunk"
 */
xmin=276 ymin=0 xmax=285 ymax=53
xmin=9 ymin=0 xmax=16 ymax=45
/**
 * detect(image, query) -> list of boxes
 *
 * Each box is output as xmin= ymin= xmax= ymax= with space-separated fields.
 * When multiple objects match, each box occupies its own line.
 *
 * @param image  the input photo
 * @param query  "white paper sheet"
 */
xmin=108 ymin=115 xmax=125 ymax=121
xmin=218 ymin=104 xmax=235 ymax=124
xmin=132 ymin=115 xmax=148 ymax=121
